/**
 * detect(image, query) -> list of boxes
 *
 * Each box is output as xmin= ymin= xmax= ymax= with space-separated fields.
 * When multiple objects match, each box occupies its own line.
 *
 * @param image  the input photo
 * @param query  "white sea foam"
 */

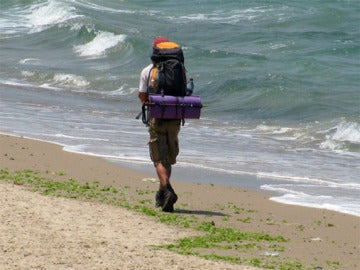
xmin=19 ymin=58 xmax=40 ymax=64
xmin=105 ymin=86 xmax=137 ymax=96
xmin=62 ymin=145 xmax=148 ymax=163
xmin=20 ymin=72 xmax=89 ymax=91
xmin=255 ymin=173 xmax=360 ymax=190
xmin=0 ymin=79 xmax=35 ymax=89
xmin=0 ymin=9 xmax=30 ymax=36
xmin=52 ymin=133 xmax=108 ymax=141
xmin=254 ymin=124 xmax=309 ymax=142
xmin=320 ymin=121 xmax=360 ymax=151
xmin=27 ymin=0 xmax=82 ymax=33
xmin=1 ymin=0 xmax=78 ymax=35
xmin=74 ymin=1 xmax=133 ymax=14
xmin=175 ymin=161 xmax=339 ymax=187
xmin=177 ymin=6 xmax=279 ymax=24
xmin=267 ymin=192 xmax=360 ymax=217
xmin=21 ymin=71 xmax=36 ymax=78
xmin=53 ymin=73 xmax=89 ymax=87
xmin=0 ymin=17 xmax=16 ymax=35
xmin=256 ymin=124 xmax=293 ymax=134
xmin=73 ymin=31 xmax=126 ymax=58
xmin=38 ymin=84 xmax=61 ymax=91
xmin=0 ymin=18 xmax=25 ymax=35
xmin=270 ymin=43 xmax=288 ymax=50
xmin=331 ymin=121 xmax=360 ymax=144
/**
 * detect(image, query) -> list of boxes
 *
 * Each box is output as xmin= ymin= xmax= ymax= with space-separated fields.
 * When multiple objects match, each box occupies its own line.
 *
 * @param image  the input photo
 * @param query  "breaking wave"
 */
xmin=74 ymin=31 xmax=127 ymax=58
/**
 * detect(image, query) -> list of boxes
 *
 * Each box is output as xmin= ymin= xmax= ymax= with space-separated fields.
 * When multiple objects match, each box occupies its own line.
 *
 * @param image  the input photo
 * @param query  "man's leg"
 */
xmin=155 ymin=161 xmax=177 ymax=212
xmin=155 ymin=162 xmax=176 ymax=210
xmin=149 ymin=119 xmax=179 ymax=211
xmin=155 ymin=162 xmax=171 ymax=190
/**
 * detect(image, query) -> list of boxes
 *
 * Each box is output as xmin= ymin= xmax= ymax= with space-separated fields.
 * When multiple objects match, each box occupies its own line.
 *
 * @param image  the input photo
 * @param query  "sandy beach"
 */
xmin=1 ymin=134 xmax=359 ymax=270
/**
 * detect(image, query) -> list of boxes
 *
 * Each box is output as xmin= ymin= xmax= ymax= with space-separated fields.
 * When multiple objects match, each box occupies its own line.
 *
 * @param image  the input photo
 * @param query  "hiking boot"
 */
xmin=162 ymin=184 xmax=178 ymax=213
xmin=155 ymin=189 xmax=165 ymax=208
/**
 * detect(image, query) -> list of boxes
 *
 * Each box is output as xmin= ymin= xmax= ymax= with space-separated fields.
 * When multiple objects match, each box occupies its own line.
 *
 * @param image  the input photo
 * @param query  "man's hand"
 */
xmin=138 ymin=92 xmax=148 ymax=104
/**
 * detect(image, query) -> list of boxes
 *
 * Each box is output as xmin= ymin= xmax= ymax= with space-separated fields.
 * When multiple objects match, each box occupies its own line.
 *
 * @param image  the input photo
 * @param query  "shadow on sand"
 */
xmin=175 ymin=208 xmax=226 ymax=217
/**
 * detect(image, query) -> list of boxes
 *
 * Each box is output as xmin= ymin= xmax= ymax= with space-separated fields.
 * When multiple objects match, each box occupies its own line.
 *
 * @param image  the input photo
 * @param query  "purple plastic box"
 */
xmin=148 ymin=94 xmax=202 ymax=119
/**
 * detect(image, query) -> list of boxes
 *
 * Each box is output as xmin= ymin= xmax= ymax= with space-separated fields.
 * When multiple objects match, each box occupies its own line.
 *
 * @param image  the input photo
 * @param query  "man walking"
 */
xmin=138 ymin=37 xmax=182 ymax=212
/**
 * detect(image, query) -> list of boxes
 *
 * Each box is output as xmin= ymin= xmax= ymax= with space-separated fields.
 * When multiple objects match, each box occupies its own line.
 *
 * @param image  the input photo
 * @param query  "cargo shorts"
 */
xmin=148 ymin=118 xmax=181 ymax=167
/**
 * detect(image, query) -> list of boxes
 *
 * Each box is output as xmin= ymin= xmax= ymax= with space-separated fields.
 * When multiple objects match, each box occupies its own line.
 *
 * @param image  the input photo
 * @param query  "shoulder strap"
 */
xmin=150 ymin=66 xmax=158 ymax=90
xmin=146 ymin=65 xmax=154 ymax=93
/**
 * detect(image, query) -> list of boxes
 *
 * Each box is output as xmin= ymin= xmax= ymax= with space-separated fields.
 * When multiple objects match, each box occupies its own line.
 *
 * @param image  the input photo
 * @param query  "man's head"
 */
xmin=153 ymin=36 xmax=169 ymax=47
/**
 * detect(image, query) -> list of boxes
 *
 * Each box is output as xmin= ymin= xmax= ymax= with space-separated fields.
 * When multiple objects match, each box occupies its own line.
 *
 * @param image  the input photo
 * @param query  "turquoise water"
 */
xmin=1 ymin=0 xmax=359 ymax=216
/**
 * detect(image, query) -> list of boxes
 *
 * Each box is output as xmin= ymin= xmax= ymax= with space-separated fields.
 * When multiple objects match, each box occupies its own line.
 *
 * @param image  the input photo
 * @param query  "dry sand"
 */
xmin=1 ymin=134 xmax=359 ymax=270
xmin=0 ymin=182 xmax=257 ymax=270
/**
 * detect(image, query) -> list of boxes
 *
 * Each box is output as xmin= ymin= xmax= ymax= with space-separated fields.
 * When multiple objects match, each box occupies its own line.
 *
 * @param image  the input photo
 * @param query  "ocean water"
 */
xmin=1 ymin=0 xmax=359 ymax=216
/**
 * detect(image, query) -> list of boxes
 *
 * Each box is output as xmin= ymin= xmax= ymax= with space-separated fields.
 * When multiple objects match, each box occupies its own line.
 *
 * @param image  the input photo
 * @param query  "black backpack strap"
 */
xmin=140 ymin=66 xmax=155 ymax=126
xmin=146 ymin=65 xmax=155 ymax=94
xmin=141 ymin=103 xmax=149 ymax=126
xmin=180 ymin=97 xmax=185 ymax=126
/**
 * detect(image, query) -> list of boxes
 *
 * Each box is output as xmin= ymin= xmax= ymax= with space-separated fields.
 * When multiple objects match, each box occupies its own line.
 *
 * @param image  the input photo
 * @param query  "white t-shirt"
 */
xmin=138 ymin=64 xmax=153 ymax=93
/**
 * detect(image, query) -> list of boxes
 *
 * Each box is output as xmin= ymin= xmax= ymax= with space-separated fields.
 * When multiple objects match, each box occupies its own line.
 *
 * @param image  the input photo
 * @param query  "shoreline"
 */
xmin=1 ymin=134 xmax=359 ymax=269
xmin=3 ymin=132 xmax=358 ymax=217
xmin=1 ymin=132 xmax=278 ymax=194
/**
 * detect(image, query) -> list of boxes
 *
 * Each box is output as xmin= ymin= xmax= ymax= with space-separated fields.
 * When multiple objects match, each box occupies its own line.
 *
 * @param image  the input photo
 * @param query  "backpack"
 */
xmin=138 ymin=40 xmax=202 ymax=125
xmin=148 ymin=41 xmax=187 ymax=97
